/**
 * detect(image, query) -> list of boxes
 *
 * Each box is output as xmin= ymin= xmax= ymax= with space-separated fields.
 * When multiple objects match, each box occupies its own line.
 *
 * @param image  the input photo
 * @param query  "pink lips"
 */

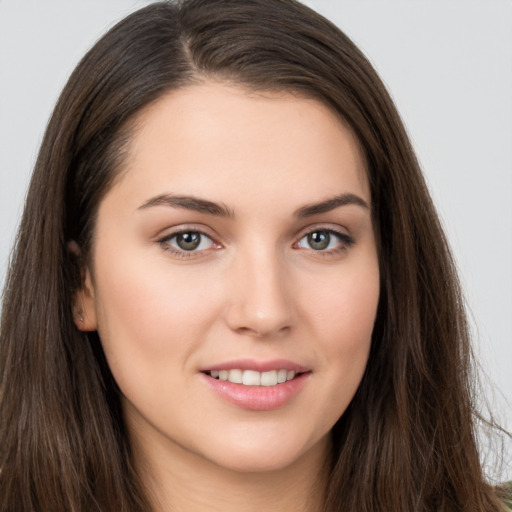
xmin=200 ymin=359 xmax=311 ymax=411
xmin=203 ymin=359 xmax=309 ymax=373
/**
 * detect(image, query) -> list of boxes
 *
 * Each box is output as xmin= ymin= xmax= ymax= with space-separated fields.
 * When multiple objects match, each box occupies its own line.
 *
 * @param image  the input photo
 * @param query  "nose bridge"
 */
xmin=225 ymin=240 xmax=294 ymax=337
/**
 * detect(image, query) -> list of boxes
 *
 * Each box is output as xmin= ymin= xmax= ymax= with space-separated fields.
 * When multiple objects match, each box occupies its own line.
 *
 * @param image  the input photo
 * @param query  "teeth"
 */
xmin=242 ymin=370 xmax=260 ymax=386
xmin=260 ymin=370 xmax=277 ymax=386
xmin=208 ymin=368 xmax=299 ymax=386
xmin=228 ymin=368 xmax=243 ymax=384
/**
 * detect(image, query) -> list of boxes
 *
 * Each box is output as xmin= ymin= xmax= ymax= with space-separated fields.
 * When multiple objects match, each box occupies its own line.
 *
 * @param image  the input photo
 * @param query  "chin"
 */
xmin=199 ymin=432 xmax=330 ymax=475
xmin=212 ymin=453 xmax=298 ymax=474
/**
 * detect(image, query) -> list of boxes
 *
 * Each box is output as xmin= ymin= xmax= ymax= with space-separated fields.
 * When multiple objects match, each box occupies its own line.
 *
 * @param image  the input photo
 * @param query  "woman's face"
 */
xmin=77 ymin=82 xmax=380 ymax=474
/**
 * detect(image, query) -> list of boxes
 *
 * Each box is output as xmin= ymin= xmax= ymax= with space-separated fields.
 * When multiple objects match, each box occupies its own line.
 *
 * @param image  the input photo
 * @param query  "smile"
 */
xmin=200 ymin=361 xmax=311 ymax=411
xmin=207 ymin=369 xmax=297 ymax=386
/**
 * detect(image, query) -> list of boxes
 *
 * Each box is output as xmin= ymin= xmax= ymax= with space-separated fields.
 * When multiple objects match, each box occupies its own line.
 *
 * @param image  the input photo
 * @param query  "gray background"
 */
xmin=1 ymin=0 xmax=510 ymax=479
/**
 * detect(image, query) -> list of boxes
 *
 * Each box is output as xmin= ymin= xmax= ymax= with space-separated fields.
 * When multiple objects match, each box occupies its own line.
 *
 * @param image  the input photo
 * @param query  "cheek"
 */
xmin=91 ymin=248 xmax=222 ymax=371
xmin=304 ymin=261 xmax=379 ymax=418
xmin=308 ymin=261 xmax=379 ymax=348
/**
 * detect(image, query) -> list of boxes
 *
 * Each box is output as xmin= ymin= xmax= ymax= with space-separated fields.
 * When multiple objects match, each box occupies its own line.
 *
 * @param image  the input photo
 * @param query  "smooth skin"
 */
xmin=75 ymin=82 xmax=380 ymax=512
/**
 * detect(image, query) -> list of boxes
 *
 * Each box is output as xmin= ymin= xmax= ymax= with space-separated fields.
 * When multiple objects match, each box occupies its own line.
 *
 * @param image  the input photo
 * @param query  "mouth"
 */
xmin=199 ymin=359 xmax=311 ymax=410
xmin=204 ymin=368 xmax=303 ymax=387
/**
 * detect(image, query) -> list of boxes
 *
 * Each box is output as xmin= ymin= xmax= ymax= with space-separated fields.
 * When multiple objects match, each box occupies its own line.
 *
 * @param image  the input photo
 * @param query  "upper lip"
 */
xmin=200 ymin=359 xmax=310 ymax=373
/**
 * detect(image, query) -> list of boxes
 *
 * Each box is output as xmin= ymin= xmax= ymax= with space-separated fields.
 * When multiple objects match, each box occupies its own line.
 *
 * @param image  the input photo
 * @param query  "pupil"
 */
xmin=308 ymin=231 xmax=330 ymax=250
xmin=177 ymin=232 xmax=201 ymax=251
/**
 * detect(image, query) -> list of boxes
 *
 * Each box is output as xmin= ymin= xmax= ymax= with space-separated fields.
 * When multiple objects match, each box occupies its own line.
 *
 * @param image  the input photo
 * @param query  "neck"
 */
xmin=131 ymin=432 xmax=331 ymax=512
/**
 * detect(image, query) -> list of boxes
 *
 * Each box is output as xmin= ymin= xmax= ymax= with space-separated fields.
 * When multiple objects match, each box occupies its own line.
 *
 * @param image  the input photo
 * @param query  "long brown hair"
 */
xmin=0 ymin=1 xmax=508 ymax=510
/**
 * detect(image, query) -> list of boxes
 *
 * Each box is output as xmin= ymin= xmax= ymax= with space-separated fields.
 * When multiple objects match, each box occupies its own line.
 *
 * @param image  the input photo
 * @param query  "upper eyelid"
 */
xmin=160 ymin=230 xmax=213 ymax=242
xmin=297 ymin=223 xmax=351 ymax=238
xmin=156 ymin=224 xmax=218 ymax=241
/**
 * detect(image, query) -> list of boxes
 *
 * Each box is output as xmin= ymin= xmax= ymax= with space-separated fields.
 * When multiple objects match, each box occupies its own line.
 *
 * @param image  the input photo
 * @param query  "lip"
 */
xmin=199 ymin=359 xmax=311 ymax=411
xmin=200 ymin=359 xmax=309 ymax=373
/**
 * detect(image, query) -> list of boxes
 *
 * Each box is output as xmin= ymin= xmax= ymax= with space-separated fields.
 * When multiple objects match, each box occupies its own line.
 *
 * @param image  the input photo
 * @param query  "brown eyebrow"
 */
xmin=138 ymin=192 xmax=369 ymax=219
xmin=138 ymin=194 xmax=234 ymax=218
xmin=294 ymin=193 xmax=370 ymax=218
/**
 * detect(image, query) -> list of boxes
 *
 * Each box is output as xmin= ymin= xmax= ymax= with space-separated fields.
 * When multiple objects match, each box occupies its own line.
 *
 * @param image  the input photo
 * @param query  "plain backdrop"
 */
xmin=0 ymin=0 xmax=511 ymax=479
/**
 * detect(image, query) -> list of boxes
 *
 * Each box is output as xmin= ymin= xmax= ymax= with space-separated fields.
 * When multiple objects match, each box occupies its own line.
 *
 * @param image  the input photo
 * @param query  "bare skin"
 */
xmin=131 ymin=425 xmax=330 ymax=512
xmin=76 ymin=81 xmax=380 ymax=511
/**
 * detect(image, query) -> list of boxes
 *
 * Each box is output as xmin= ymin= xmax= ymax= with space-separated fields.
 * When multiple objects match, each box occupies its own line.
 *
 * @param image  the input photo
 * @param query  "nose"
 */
xmin=224 ymin=247 xmax=295 ymax=338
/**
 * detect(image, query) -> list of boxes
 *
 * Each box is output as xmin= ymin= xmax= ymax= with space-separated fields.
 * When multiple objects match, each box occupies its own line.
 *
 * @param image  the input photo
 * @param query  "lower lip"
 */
xmin=200 ymin=372 xmax=310 ymax=411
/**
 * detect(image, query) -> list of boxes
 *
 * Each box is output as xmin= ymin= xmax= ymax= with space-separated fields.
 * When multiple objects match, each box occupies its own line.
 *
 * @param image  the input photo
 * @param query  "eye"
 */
xmin=296 ymin=229 xmax=354 ymax=253
xmin=159 ymin=230 xmax=218 ymax=255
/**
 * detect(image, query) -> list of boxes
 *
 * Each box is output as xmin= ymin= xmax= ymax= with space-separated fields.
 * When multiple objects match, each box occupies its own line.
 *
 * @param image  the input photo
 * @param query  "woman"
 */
xmin=0 ymin=0 xmax=509 ymax=510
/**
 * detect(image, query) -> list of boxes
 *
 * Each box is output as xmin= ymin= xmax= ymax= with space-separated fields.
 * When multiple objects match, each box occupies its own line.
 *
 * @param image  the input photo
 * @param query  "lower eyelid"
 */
xmin=159 ymin=245 xmax=198 ymax=258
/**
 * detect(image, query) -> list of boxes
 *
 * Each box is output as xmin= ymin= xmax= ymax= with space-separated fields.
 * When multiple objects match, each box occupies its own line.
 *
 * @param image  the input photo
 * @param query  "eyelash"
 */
xmin=157 ymin=227 xmax=355 ymax=259
xmin=296 ymin=227 xmax=355 ymax=256
xmin=158 ymin=229 xmax=219 ymax=259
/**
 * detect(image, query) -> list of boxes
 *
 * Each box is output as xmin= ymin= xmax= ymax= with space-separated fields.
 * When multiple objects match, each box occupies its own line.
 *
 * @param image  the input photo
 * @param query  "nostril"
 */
xmin=234 ymin=324 xmax=292 ymax=339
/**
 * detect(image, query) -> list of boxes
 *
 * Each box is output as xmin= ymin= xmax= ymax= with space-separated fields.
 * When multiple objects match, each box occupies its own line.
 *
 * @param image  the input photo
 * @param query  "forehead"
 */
xmin=110 ymin=81 xmax=370 ymax=211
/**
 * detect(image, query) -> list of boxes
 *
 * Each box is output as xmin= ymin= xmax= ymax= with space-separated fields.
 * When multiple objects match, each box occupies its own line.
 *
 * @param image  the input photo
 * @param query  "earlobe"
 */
xmin=73 ymin=268 xmax=98 ymax=332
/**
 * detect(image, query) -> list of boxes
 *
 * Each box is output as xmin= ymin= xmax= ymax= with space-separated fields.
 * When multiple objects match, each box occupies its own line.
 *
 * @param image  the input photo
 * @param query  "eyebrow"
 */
xmin=138 ymin=194 xmax=234 ymax=217
xmin=294 ymin=193 xmax=370 ymax=218
xmin=138 ymin=192 xmax=369 ymax=219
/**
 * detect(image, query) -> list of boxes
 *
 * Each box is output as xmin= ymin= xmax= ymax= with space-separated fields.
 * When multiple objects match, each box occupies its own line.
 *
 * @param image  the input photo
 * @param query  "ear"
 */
xmin=74 ymin=267 xmax=98 ymax=331
xmin=68 ymin=241 xmax=98 ymax=332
